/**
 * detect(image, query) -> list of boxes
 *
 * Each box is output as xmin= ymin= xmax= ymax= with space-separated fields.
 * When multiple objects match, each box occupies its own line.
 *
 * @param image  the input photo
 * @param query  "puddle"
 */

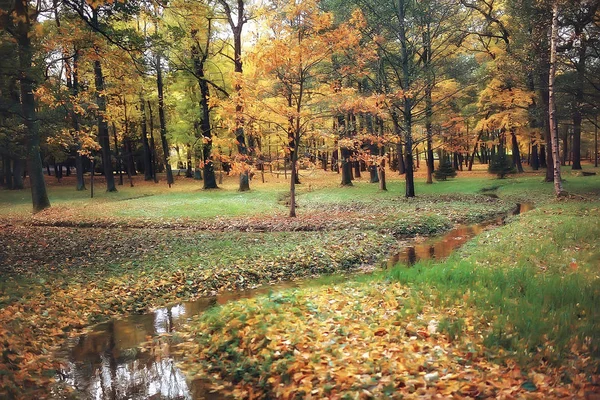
xmin=54 ymin=203 xmax=533 ymax=399
xmin=54 ymin=284 xmax=296 ymax=399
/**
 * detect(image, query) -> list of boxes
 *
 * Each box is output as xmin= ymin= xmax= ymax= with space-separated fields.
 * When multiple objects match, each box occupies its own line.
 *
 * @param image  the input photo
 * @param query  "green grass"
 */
xmin=3 ymin=168 xmax=599 ymax=221
xmin=386 ymin=200 xmax=600 ymax=361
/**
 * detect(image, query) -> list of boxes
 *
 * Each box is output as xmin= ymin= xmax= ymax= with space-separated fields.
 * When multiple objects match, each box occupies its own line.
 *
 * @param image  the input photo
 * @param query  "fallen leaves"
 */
xmin=173 ymin=280 xmax=599 ymax=399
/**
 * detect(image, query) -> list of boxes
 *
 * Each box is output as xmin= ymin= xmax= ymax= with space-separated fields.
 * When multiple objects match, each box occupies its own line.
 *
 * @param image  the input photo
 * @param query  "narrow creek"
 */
xmin=53 ymin=203 xmax=533 ymax=399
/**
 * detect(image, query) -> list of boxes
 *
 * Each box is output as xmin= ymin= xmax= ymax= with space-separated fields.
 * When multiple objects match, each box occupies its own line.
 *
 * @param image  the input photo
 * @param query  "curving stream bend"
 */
xmin=53 ymin=203 xmax=533 ymax=399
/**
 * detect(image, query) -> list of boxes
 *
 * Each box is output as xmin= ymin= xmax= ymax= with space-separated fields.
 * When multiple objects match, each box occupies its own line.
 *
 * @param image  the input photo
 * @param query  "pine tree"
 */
xmin=434 ymin=158 xmax=457 ymax=181
xmin=488 ymin=152 xmax=515 ymax=179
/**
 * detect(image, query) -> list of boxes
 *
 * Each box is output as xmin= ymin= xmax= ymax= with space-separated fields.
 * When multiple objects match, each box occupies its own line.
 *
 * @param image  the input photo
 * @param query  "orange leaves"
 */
xmin=174 ymin=274 xmax=600 ymax=398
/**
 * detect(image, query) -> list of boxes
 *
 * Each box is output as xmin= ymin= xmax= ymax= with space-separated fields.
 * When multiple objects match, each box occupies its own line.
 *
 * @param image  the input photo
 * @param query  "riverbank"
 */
xmin=1 ymin=172 xmax=599 ymax=398
xmin=174 ymin=199 xmax=600 ymax=399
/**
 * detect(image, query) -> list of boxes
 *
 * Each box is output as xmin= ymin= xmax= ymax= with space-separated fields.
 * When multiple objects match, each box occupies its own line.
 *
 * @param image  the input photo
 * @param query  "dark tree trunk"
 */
xmin=562 ymin=125 xmax=568 ymax=166
xmin=15 ymin=0 xmax=50 ymax=211
xmin=398 ymin=0 xmax=415 ymax=198
xmin=511 ymin=130 xmax=524 ymax=172
xmin=75 ymin=154 xmax=85 ymax=190
xmin=379 ymin=155 xmax=387 ymax=191
xmin=289 ymin=139 xmax=298 ymax=217
xmin=354 ymin=160 xmax=361 ymax=178
xmin=468 ymin=131 xmax=483 ymax=171
xmin=540 ymin=144 xmax=547 ymax=168
xmin=93 ymin=58 xmax=117 ymax=192
xmin=531 ymin=143 xmax=539 ymax=170
xmin=4 ymin=158 xmax=13 ymax=189
xmin=112 ymin=123 xmax=123 ymax=186
xmin=404 ymin=136 xmax=414 ymax=197
xmin=67 ymin=48 xmax=86 ymax=191
xmin=147 ymin=101 xmax=159 ymax=183
xmin=192 ymin=27 xmax=218 ymax=189
xmin=125 ymin=139 xmax=136 ymax=178
xmin=340 ymin=147 xmax=353 ymax=186
xmin=369 ymin=144 xmax=379 ymax=183
xmin=186 ymin=145 xmax=193 ymax=177
xmin=424 ymin=23 xmax=434 ymax=184
xmin=156 ymin=55 xmax=174 ymax=186
xmin=13 ymin=159 xmax=24 ymax=189
xmin=332 ymin=148 xmax=339 ymax=173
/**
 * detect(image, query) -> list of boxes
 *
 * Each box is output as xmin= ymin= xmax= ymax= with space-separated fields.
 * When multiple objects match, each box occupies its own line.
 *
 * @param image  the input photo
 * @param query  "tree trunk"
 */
xmin=156 ymin=55 xmax=174 ymax=187
xmin=13 ymin=158 xmax=24 ymax=189
xmin=354 ymin=160 xmax=361 ymax=178
xmin=289 ymin=136 xmax=299 ymax=218
xmin=531 ymin=143 xmax=539 ymax=170
xmin=67 ymin=48 xmax=86 ymax=191
xmin=332 ymin=147 xmax=339 ymax=173
xmin=15 ymin=0 xmax=50 ymax=211
xmin=192 ymin=46 xmax=217 ymax=188
xmin=112 ymin=123 xmax=123 ymax=186
xmin=93 ymin=58 xmax=117 ymax=192
xmin=424 ymin=18 xmax=434 ymax=184
xmin=549 ymin=2 xmax=564 ymax=196
xmin=140 ymin=99 xmax=153 ymax=181
xmin=369 ymin=144 xmax=379 ymax=183
xmin=511 ymin=130 xmax=524 ymax=172
xmin=147 ymin=101 xmax=159 ymax=183
xmin=4 ymin=158 xmax=13 ymax=189
xmin=398 ymin=0 xmax=414 ymax=197
xmin=234 ymin=28 xmax=250 ymax=191
xmin=379 ymin=155 xmax=387 ymax=191
xmin=571 ymin=26 xmax=586 ymax=170
xmin=340 ymin=147 xmax=353 ymax=186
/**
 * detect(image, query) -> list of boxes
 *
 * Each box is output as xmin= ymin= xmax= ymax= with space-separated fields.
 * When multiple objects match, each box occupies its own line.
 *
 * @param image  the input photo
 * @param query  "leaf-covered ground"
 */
xmin=1 ymin=172 xmax=599 ymax=398
xmin=0 ymin=181 xmax=516 ymax=398
xmin=174 ymin=200 xmax=600 ymax=399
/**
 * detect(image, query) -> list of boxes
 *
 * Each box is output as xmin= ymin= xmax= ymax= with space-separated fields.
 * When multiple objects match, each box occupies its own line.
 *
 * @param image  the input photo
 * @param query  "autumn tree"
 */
xmin=560 ymin=0 xmax=599 ymax=170
xmin=215 ymin=0 xmax=254 ymax=191
xmin=246 ymin=0 xmax=364 ymax=216
xmin=1 ymin=0 xmax=51 ymax=211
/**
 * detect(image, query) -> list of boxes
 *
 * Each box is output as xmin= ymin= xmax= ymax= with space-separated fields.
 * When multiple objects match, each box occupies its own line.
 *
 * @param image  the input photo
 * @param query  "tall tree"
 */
xmin=549 ymin=1 xmax=565 ymax=195
xmin=217 ymin=0 xmax=252 ymax=191
xmin=2 ymin=0 xmax=51 ymax=212
xmin=246 ymin=0 xmax=364 ymax=216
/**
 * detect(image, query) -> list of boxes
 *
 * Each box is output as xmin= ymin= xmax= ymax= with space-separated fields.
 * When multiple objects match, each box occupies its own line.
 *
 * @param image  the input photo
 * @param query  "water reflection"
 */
xmin=56 ymin=286 xmax=295 ymax=399
xmin=387 ymin=223 xmax=487 ymax=267
xmin=388 ymin=203 xmax=533 ymax=267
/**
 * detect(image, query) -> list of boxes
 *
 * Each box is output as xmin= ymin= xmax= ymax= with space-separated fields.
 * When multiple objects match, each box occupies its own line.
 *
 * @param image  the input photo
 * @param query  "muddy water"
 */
xmin=387 ymin=203 xmax=533 ymax=267
xmin=54 ymin=203 xmax=532 ymax=399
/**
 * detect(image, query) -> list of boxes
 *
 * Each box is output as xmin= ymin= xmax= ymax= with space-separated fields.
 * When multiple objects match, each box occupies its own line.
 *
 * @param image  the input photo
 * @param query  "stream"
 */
xmin=53 ymin=203 xmax=533 ymax=400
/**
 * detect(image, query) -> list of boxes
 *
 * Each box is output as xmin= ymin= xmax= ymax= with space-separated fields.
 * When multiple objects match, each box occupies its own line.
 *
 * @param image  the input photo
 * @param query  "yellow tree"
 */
xmin=476 ymin=76 xmax=534 ymax=173
xmin=245 ymin=0 xmax=364 ymax=217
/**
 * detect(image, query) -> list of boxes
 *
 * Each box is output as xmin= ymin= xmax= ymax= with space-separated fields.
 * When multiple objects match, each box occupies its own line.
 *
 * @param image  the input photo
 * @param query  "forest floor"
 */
xmin=0 ymin=166 xmax=599 ymax=398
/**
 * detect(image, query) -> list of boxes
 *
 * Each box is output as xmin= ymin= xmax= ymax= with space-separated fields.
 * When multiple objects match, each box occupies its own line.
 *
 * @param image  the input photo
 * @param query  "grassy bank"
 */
xmin=0 ymin=174 xmax=517 ymax=398
xmin=1 ymin=171 xmax=599 ymax=398
xmin=174 ymin=201 xmax=600 ymax=398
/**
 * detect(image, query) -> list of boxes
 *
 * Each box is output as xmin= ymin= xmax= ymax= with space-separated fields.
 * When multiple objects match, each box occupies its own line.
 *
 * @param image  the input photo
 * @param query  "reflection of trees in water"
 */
xmin=388 ymin=223 xmax=490 ymax=266
xmin=58 ymin=305 xmax=193 ymax=399
xmin=56 ymin=284 xmax=298 ymax=399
